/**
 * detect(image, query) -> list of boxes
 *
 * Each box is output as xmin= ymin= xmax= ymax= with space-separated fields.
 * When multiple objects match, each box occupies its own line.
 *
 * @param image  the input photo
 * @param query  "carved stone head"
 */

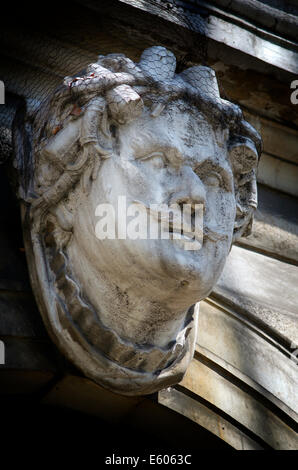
xmin=13 ymin=46 xmax=261 ymax=395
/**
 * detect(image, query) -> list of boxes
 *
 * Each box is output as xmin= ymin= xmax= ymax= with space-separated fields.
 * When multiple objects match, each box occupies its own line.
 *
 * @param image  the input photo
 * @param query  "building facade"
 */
xmin=0 ymin=0 xmax=297 ymax=451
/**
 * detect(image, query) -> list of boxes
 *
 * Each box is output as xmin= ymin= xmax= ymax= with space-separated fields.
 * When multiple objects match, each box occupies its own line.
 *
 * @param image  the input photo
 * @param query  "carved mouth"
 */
xmin=167 ymin=225 xmax=199 ymax=242
xmin=137 ymin=203 xmax=228 ymax=244
xmin=167 ymin=225 xmax=228 ymax=244
xmin=140 ymin=204 xmax=203 ymax=243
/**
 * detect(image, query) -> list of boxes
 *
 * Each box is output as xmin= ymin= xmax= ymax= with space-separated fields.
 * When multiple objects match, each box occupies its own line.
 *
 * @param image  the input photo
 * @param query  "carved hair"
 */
xmin=15 ymin=46 xmax=261 ymax=243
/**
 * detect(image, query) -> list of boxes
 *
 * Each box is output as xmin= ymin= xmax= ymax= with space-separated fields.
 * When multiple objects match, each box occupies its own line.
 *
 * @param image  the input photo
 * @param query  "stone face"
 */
xmin=13 ymin=46 xmax=261 ymax=396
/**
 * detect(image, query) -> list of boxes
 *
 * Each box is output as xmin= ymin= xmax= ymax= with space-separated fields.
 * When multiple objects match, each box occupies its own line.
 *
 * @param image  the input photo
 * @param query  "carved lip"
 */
xmin=132 ymin=201 xmax=227 ymax=244
xmin=136 ymin=202 xmax=203 ymax=243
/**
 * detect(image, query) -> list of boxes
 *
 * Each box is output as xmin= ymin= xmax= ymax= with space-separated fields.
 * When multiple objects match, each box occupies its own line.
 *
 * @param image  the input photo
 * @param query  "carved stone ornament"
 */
xmin=13 ymin=46 xmax=261 ymax=396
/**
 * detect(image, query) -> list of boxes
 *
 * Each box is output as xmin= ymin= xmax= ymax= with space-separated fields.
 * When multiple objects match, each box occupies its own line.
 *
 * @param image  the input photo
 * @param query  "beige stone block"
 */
xmin=159 ymin=387 xmax=263 ymax=450
xmin=257 ymin=152 xmax=298 ymax=197
xmin=197 ymin=300 xmax=298 ymax=417
xmin=180 ymin=359 xmax=298 ymax=449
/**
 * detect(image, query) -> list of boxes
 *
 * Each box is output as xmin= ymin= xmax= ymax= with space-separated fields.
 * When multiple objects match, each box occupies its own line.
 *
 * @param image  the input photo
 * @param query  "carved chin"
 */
xmin=27 ymin=226 xmax=199 ymax=396
xmin=153 ymin=237 xmax=230 ymax=291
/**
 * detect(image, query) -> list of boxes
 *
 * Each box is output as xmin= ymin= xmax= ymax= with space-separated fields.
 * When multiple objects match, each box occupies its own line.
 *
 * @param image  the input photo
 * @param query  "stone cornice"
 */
xmin=111 ymin=0 xmax=298 ymax=74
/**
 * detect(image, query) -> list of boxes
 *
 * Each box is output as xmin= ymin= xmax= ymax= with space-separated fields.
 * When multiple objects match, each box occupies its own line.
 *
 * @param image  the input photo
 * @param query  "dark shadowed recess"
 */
xmin=0 ymin=397 xmax=233 ymax=452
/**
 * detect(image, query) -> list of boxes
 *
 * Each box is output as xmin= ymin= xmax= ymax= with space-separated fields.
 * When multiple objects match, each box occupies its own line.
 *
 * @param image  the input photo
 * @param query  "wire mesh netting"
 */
xmin=0 ymin=0 xmax=208 ymax=164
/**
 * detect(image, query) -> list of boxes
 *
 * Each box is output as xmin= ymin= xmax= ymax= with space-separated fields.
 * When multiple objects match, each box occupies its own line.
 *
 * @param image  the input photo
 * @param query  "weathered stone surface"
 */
xmin=13 ymin=46 xmax=260 ymax=395
xmin=123 ymin=393 xmax=232 ymax=449
xmin=239 ymin=184 xmax=298 ymax=265
xmin=241 ymin=212 xmax=298 ymax=264
xmin=180 ymin=359 xmax=298 ymax=449
xmin=117 ymin=0 xmax=298 ymax=74
xmin=159 ymin=387 xmax=263 ymax=450
xmin=212 ymin=63 xmax=298 ymax=128
xmin=214 ymin=245 xmax=298 ymax=343
xmin=243 ymin=113 xmax=298 ymax=166
xmin=197 ymin=299 xmax=298 ymax=416
xmin=257 ymin=153 xmax=298 ymax=198
xmin=206 ymin=0 xmax=298 ymax=41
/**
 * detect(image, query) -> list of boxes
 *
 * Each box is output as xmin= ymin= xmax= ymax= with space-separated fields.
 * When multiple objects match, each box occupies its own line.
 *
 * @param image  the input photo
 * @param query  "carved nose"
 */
xmin=168 ymin=166 xmax=206 ymax=207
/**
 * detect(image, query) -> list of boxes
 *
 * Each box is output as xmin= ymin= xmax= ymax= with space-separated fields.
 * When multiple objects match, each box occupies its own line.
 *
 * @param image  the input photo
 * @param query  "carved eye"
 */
xmin=204 ymin=172 xmax=223 ymax=188
xmin=138 ymin=152 xmax=165 ymax=169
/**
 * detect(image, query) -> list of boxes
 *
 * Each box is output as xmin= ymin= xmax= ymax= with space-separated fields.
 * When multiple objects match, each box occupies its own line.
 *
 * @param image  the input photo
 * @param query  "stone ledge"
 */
xmin=214 ymin=245 xmax=298 ymax=344
xmin=179 ymin=358 xmax=298 ymax=449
